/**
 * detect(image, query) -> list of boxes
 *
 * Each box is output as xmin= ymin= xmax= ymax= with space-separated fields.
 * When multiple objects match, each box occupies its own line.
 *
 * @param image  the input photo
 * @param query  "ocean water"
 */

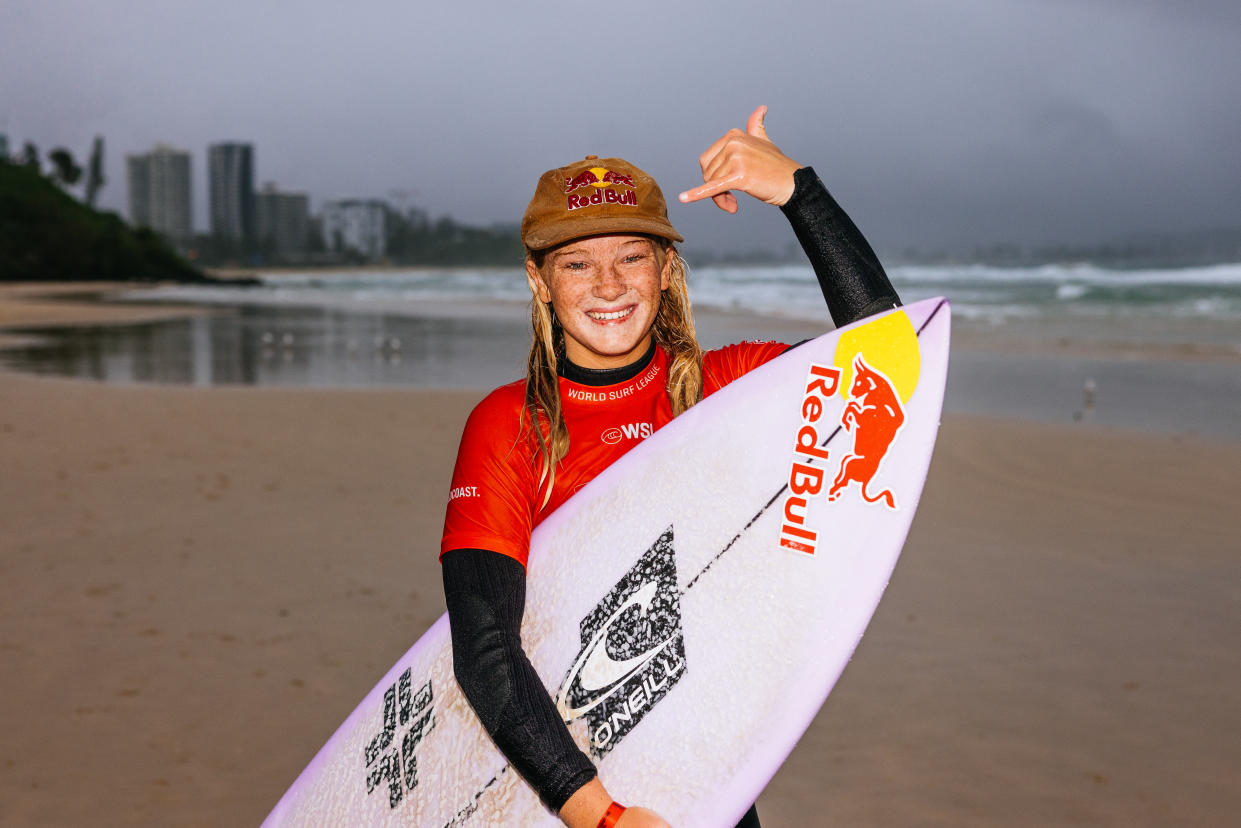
xmin=2 ymin=262 xmax=1239 ymax=439
xmin=116 ymin=260 xmax=1241 ymax=330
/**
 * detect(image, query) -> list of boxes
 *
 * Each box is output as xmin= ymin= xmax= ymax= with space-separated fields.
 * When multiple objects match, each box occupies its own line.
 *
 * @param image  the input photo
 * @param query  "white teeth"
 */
xmin=587 ymin=307 xmax=633 ymax=321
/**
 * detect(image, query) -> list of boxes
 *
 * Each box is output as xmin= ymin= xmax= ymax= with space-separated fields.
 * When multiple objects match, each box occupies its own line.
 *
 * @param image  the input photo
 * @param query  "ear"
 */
xmin=526 ymin=258 xmax=552 ymax=304
xmin=659 ymin=244 xmax=674 ymax=291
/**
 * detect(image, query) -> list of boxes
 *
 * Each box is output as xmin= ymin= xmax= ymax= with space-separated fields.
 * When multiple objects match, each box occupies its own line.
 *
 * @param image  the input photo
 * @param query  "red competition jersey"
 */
xmin=440 ymin=341 xmax=788 ymax=567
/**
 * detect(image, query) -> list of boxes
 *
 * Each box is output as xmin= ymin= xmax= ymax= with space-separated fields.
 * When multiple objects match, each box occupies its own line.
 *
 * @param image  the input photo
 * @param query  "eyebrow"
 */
xmin=552 ymin=239 xmax=651 ymax=263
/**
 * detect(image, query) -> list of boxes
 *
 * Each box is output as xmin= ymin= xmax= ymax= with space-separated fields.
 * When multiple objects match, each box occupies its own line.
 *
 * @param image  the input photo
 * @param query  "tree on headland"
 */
xmin=85 ymin=135 xmax=106 ymax=207
xmin=47 ymin=147 xmax=83 ymax=188
xmin=19 ymin=142 xmax=40 ymax=172
xmin=0 ymin=160 xmax=211 ymax=282
xmin=383 ymin=205 xmax=522 ymax=265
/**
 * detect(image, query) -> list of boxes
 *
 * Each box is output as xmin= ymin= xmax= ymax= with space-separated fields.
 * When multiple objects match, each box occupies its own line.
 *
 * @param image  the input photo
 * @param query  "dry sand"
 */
xmin=2 ymin=289 xmax=1240 ymax=826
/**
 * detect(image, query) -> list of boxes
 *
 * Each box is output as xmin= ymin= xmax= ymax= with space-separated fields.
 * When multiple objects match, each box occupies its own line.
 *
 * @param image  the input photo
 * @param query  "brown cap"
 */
xmin=520 ymin=155 xmax=684 ymax=251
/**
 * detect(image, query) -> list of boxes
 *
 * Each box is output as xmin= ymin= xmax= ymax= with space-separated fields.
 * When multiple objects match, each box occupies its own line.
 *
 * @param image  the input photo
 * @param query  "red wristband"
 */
xmin=597 ymin=801 xmax=626 ymax=828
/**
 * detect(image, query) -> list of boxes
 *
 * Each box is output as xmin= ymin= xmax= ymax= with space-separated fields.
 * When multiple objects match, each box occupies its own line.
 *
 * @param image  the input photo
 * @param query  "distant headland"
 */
xmin=0 ymin=160 xmax=223 ymax=283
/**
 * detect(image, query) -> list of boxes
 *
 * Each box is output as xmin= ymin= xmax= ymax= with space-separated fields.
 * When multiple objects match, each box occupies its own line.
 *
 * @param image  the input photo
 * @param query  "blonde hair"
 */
xmin=523 ymin=240 xmax=704 ymax=507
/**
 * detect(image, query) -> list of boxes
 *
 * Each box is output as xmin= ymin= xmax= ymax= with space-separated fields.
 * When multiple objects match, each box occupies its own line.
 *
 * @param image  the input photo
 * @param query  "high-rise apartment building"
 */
xmin=321 ymin=199 xmax=387 ymax=259
xmin=127 ymin=144 xmax=192 ymax=243
xmin=255 ymin=183 xmax=310 ymax=259
xmin=208 ymin=142 xmax=255 ymax=240
xmin=126 ymin=155 xmax=150 ymax=227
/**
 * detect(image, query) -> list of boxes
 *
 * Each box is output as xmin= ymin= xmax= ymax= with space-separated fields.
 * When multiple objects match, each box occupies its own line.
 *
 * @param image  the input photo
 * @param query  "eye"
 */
xmin=560 ymin=260 xmax=588 ymax=271
xmin=622 ymin=252 xmax=649 ymax=264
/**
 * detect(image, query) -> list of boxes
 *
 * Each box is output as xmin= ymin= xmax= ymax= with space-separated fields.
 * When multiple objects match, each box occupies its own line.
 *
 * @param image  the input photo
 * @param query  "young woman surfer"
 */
xmin=440 ymin=106 xmax=901 ymax=828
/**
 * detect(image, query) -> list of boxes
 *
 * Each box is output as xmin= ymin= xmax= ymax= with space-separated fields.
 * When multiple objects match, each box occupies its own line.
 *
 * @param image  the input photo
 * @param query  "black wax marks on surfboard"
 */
xmin=556 ymin=526 xmax=687 ymax=759
xmin=363 ymin=669 xmax=436 ymax=809
xmin=441 ymin=765 xmax=511 ymax=828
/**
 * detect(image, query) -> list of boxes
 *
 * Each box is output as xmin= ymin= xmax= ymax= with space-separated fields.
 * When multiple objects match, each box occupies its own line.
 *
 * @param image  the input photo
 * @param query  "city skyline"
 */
xmin=5 ymin=0 xmax=1240 ymax=256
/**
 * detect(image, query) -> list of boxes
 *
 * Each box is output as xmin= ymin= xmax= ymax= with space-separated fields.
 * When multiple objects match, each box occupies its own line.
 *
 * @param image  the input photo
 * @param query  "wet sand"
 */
xmin=2 ymin=286 xmax=1240 ymax=825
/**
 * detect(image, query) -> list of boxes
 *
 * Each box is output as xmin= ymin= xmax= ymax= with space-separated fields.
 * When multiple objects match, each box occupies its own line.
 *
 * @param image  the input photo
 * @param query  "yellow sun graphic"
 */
xmin=588 ymin=167 xmax=611 ymax=188
xmin=832 ymin=310 xmax=921 ymax=403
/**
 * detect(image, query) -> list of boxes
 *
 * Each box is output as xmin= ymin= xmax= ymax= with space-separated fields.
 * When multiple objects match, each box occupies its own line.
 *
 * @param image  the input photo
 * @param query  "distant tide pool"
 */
xmin=2 ymin=296 xmax=1238 ymax=441
xmin=0 ymin=303 xmax=532 ymax=390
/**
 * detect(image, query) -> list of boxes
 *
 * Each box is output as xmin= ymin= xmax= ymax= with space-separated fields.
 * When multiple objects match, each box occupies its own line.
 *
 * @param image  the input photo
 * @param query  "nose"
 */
xmin=594 ymin=263 xmax=626 ymax=301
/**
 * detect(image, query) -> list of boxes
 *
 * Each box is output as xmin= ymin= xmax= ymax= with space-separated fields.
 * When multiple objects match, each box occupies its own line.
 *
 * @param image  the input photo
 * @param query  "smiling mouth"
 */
xmin=586 ymin=306 xmax=635 ymax=322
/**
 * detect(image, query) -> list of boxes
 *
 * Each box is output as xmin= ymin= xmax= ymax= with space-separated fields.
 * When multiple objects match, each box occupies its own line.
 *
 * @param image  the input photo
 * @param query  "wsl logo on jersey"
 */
xmin=555 ymin=527 xmax=686 ymax=758
xmin=601 ymin=421 xmax=654 ymax=445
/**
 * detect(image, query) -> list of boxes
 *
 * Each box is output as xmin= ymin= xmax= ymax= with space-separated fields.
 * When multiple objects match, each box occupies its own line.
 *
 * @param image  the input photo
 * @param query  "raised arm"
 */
xmin=679 ymin=105 xmax=901 ymax=327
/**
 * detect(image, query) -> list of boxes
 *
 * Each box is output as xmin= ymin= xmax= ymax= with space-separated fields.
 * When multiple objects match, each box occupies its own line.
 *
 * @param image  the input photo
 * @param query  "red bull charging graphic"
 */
xmin=828 ymin=356 xmax=905 ymax=509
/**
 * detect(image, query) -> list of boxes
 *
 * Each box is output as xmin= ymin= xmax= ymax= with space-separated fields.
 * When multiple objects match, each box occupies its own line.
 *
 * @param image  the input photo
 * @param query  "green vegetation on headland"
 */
xmin=0 ymin=160 xmax=211 ymax=283
xmin=189 ymin=209 xmax=524 ymax=269
xmin=385 ymin=212 xmax=524 ymax=267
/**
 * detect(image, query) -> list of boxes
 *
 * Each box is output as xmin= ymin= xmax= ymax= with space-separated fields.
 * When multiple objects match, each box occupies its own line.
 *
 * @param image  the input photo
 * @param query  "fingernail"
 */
xmin=677 ymin=192 xmax=689 ymax=202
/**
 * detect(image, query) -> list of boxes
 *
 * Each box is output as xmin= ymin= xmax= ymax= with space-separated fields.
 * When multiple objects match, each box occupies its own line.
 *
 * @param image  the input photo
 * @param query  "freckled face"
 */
xmin=526 ymin=235 xmax=672 ymax=370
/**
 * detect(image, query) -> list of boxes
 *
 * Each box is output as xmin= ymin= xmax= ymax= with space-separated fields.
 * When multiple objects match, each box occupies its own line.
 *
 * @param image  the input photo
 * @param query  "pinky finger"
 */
xmin=712 ymin=191 xmax=739 ymax=213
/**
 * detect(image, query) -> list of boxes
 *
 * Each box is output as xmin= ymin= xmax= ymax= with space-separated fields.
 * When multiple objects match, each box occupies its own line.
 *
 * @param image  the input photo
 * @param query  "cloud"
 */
xmin=3 ymin=0 xmax=1238 ymax=251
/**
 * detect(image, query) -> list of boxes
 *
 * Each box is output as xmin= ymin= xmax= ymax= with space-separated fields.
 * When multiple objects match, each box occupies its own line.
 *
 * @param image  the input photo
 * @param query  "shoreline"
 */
xmin=4 ymin=279 xmax=1239 ymax=363
xmin=0 ymin=282 xmax=211 ymax=348
xmin=2 ymin=282 xmax=1238 ymax=443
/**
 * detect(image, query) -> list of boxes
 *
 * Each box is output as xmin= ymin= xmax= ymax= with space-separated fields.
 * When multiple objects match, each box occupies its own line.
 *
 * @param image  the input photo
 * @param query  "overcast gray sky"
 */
xmin=4 ymin=0 xmax=1238 ymax=255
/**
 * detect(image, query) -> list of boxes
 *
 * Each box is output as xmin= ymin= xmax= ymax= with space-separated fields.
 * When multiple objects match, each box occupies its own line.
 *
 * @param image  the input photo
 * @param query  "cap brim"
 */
xmin=524 ymin=216 xmax=684 ymax=251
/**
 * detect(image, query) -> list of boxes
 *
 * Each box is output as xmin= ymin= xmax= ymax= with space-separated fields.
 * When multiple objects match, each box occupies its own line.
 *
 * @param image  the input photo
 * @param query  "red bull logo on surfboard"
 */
xmin=829 ymin=356 xmax=905 ymax=509
xmin=778 ymin=363 xmax=841 ymax=555
xmin=778 ymin=309 xmax=922 ymax=555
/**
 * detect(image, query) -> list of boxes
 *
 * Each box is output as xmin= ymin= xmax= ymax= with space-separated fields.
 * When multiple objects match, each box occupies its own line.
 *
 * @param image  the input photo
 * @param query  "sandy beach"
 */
xmin=2 ymin=286 xmax=1239 ymax=826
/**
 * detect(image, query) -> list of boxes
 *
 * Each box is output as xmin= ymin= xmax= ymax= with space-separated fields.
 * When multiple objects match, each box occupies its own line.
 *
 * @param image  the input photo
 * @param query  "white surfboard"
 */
xmin=264 ymin=297 xmax=951 ymax=827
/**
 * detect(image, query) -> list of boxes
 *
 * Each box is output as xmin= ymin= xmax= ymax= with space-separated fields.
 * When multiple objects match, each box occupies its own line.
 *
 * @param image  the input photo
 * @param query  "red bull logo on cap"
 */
xmin=564 ymin=166 xmax=639 ymax=211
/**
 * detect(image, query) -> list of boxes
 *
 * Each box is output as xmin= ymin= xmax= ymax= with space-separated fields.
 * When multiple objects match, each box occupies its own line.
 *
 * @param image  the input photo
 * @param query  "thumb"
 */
xmin=746 ymin=105 xmax=770 ymax=140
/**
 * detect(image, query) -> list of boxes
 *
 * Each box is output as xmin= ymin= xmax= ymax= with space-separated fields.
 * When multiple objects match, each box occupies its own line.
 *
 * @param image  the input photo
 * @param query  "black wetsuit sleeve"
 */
xmin=441 ymin=547 xmax=597 ymax=812
xmin=781 ymin=166 xmax=901 ymax=327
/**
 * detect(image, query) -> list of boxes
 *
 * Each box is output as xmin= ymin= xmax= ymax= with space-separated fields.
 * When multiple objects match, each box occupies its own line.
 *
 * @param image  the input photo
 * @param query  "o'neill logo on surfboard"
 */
xmin=555 ymin=526 xmax=686 ymax=758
